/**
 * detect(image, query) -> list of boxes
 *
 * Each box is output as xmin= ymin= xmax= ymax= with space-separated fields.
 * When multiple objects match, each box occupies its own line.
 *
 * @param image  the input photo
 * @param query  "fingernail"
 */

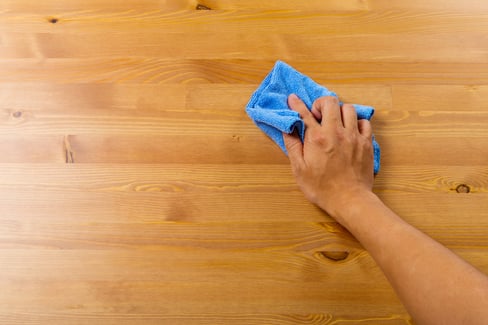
xmin=289 ymin=93 xmax=298 ymax=101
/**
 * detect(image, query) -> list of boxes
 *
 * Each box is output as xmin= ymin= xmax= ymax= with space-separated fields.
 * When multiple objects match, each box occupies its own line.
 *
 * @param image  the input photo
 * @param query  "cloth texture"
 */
xmin=246 ymin=60 xmax=381 ymax=174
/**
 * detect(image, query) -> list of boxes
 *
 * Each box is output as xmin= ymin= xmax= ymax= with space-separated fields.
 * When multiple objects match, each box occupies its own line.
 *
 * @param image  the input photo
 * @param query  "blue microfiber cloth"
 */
xmin=246 ymin=60 xmax=381 ymax=174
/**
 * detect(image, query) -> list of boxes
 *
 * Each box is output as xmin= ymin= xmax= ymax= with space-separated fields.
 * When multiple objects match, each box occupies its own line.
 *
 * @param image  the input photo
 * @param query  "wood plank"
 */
xmin=3 ymin=10 xmax=488 ymax=36
xmin=0 ymin=183 xmax=487 ymax=221
xmin=3 ymin=83 xmax=488 ymax=117
xmin=0 ymin=312 xmax=413 ymax=325
xmin=0 ymin=164 xmax=486 ymax=195
xmin=2 ymin=31 xmax=488 ymax=63
xmin=2 ymin=107 xmax=488 ymax=141
xmin=2 ymin=233 xmax=485 ymax=271
xmin=2 ymin=59 xmax=488 ymax=84
xmin=6 ymin=83 xmax=488 ymax=113
xmin=1 ymin=187 xmax=487 ymax=247
xmin=1 ymin=133 xmax=488 ymax=166
xmin=3 ymin=0 xmax=488 ymax=13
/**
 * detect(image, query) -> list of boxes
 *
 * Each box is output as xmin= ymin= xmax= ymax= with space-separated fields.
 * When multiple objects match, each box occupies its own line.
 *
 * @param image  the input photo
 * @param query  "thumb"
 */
xmin=283 ymin=132 xmax=305 ymax=169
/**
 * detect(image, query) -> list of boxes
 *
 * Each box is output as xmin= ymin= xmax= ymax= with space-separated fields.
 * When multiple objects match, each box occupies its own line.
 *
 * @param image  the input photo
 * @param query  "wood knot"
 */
xmin=12 ymin=111 xmax=22 ymax=118
xmin=196 ymin=4 xmax=211 ymax=10
xmin=317 ymin=251 xmax=349 ymax=262
xmin=48 ymin=17 xmax=59 ymax=24
xmin=456 ymin=184 xmax=470 ymax=193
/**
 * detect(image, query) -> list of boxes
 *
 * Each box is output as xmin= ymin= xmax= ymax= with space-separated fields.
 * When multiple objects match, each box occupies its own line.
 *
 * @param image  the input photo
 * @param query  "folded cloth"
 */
xmin=246 ymin=60 xmax=381 ymax=174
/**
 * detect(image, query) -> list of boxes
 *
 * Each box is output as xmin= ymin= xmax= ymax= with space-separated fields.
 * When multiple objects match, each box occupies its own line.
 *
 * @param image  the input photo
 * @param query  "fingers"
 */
xmin=312 ymin=98 xmax=364 ymax=136
xmin=288 ymin=94 xmax=319 ymax=128
xmin=341 ymin=104 xmax=359 ymax=132
xmin=312 ymin=96 xmax=342 ymax=128
xmin=283 ymin=132 xmax=305 ymax=168
xmin=310 ymin=103 xmax=323 ymax=121
xmin=358 ymin=119 xmax=373 ymax=139
xmin=288 ymin=92 xmax=373 ymax=141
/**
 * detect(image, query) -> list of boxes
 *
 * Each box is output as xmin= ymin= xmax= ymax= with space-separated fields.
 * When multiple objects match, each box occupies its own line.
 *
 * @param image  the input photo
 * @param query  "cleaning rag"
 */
xmin=245 ymin=60 xmax=380 ymax=174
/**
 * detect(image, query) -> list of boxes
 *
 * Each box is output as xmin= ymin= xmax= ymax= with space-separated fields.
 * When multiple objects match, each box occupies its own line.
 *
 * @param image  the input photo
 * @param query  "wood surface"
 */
xmin=1 ymin=0 xmax=488 ymax=324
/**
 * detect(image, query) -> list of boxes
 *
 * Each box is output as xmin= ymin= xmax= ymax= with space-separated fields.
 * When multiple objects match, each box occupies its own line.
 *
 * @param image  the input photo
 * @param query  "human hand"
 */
xmin=283 ymin=94 xmax=375 ymax=221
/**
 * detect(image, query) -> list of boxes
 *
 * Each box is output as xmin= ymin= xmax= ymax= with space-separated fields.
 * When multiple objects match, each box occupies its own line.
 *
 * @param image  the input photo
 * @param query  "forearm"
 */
xmin=333 ymin=192 xmax=488 ymax=325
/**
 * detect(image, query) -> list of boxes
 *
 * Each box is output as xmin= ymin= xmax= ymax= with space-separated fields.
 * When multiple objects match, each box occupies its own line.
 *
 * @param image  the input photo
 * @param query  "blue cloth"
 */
xmin=246 ymin=60 xmax=381 ymax=174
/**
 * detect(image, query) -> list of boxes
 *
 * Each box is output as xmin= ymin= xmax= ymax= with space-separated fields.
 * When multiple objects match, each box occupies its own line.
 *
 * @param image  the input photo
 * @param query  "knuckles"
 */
xmin=309 ymin=127 xmax=373 ymax=154
xmin=309 ymin=129 xmax=329 ymax=146
xmin=314 ymin=96 xmax=339 ymax=108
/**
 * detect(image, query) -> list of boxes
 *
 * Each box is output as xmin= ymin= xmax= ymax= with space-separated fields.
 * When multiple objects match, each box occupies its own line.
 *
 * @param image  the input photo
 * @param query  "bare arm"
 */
xmin=283 ymin=94 xmax=488 ymax=325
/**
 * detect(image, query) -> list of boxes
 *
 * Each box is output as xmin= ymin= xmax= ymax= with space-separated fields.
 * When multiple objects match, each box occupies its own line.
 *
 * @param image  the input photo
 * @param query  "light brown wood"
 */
xmin=1 ymin=1 xmax=488 ymax=324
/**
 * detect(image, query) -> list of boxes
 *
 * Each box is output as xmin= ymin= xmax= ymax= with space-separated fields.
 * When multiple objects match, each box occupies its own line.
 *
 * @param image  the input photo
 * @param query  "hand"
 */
xmin=283 ymin=94 xmax=375 ymax=221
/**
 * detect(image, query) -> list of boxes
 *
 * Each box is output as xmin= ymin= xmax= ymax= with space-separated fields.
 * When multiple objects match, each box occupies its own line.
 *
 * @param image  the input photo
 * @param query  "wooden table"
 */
xmin=1 ymin=1 xmax=488 ymax=323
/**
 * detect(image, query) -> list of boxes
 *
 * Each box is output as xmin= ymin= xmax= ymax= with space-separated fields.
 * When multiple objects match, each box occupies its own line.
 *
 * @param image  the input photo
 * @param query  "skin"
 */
xmin=283 ymin=94 xmax=488 ymax=325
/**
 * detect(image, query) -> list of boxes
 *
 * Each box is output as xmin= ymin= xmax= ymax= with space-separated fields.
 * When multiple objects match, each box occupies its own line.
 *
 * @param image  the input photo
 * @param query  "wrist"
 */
xmin=322 ymin=189 xmax=379 ymax=227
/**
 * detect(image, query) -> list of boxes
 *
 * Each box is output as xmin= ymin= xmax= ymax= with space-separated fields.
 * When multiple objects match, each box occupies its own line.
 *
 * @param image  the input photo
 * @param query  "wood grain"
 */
xmin=3 ymin=0 xmax=488 ymax=13
xmin=0 ymin=313 xmax=413 ymax=325
xmin=3 ymin=32 xmax=488 ymax=64
xmin=4 ymin=9 xmax=488 ymax=35
xmin=1 ymin=0 xmax=488 ymax=324
xmin=2 ymin=59 xmax=488 ymax=85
